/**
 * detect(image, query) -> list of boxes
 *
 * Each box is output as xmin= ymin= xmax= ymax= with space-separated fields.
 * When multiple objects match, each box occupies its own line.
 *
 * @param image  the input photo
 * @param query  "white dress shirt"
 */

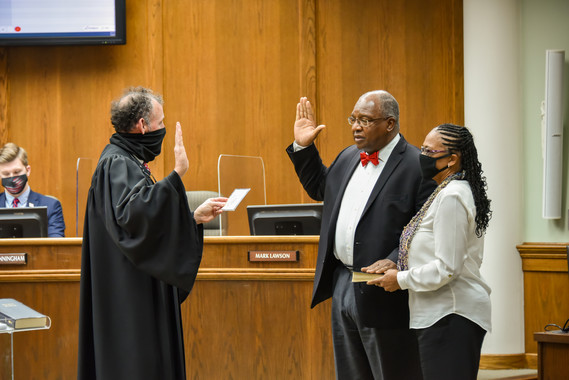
xmin=293 ymin=135 xmax=400 ymax=267
xmin=5 ymin=187 xmax=31 ymax=207
xmin=397 ymin=180 xmax=492 ymax=332
xmin=333 ymin=134 xmax=400 ymax=267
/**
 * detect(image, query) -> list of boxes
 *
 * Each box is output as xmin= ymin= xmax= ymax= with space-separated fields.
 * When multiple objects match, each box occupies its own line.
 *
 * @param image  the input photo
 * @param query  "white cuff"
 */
xmin=292 ymin=141 xmax=308 ymax=152
xmin=397 ymin=271 xmax=409 ymax=290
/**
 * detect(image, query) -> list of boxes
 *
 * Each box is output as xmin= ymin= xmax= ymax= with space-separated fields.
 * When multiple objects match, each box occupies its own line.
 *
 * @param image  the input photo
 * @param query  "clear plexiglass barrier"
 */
xmin=1 ymin=316 xmax=51 ymax=380
xmin=76 ymin=155 xmax=267 ymax=236
xmin=217 ymin=154 xmax=266 ymax=236
xmin=76 ymin=157 xmax=94 ymax=237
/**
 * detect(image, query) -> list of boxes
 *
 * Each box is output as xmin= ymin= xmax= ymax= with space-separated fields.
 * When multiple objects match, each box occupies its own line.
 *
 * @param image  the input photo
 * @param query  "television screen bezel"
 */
xmin=247 ymin=203 xmax=323 ymax=236
xmin=0 ymin=206 xmax=48 ymax=238
xmin=0 ymin=0 xmax=126 ymax=47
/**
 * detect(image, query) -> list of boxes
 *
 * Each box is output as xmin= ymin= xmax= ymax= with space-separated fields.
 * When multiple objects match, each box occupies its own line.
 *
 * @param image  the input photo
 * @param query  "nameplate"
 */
xmin=0 ymin=253 xmax=27 ymax=265
xmin=248 ymin=250 xmax=299 ymax=262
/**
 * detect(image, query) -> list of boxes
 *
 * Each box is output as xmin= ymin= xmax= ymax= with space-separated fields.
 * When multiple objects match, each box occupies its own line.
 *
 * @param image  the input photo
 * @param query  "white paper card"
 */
xmin=221 ymin=188 xmax=251 ymax=211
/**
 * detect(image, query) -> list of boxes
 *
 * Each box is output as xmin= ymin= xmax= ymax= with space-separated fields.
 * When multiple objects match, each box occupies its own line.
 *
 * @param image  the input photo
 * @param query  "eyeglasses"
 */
xmin=420 ymin=146 xmax=450 ymax=156
xmin=347 ymin=116 xmax=390 ymax=128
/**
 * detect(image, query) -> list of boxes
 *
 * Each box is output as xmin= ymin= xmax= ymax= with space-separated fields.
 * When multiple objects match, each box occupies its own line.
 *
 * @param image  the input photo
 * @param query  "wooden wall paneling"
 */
xmin=534 ymin=332 xmax=569 ymax=379
xmin=298 ymin=0 xmax=318 ymax=204
xmin=0 ymin=239 xmax=82 ymax=380
xmin=160 ymin=0 xmax=219 ymax=197
xmin=184 ymin=236 xmax=334 ymax=379
xmin=315 ymin=0 xmax=464 ymax=168
xmin=396 ymin=0 xmax=465 ymax=137
xmin=518 ymin=243 xmax=569 ymax=354
xmin=162 ymin=0 xmax=308 ymax=222
xmin=161 ymin=0 xmax=463 ymax=216
xmin=4 ymin=0 xmax=164 ymax=237
xmin=524 ymin=271 xmax=569 ymax=353
xmin=299 ymin=0 xmax=317 ymax=114
xmin=184 ymin=280 xmax=333 ymax=379
xmin=3 ymin=0 xmax=464 ymax=234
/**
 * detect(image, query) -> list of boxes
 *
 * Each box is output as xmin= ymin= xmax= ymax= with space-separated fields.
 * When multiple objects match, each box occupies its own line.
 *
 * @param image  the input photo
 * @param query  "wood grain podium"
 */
xmin=534 ymin=331 xmax=569 ymax=380
xmin=517 ymin=242 xmax=569 ymax=369
xmin=0 ymin=236 xmax=334 ymax=379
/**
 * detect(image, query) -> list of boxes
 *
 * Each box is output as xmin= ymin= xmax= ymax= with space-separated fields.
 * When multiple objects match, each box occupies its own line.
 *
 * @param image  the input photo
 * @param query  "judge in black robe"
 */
xmin=78 ymin=87 xmax=226 ymax=380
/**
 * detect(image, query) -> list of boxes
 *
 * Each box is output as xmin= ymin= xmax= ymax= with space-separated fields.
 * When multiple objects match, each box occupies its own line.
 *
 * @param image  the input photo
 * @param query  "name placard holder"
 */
xmin=0 ymin=253 xmax=27 ymax=265
xmin=248 ymin=250 xmax=299 ymax=262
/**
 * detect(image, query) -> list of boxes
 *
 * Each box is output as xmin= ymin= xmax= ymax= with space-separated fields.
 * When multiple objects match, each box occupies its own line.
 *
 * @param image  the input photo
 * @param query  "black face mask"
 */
xmin=110 ymin=128 xmax=167 ymax=162
xmin=2 ymin=174 xmax=28 ymax=195
xmin=419 ymin=153 xmax=452 ymax=180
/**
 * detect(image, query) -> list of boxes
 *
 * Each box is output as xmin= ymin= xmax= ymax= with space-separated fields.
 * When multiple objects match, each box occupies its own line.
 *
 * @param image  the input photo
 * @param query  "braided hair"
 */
xmin=436 ymin=124 xmax=492 ymax=237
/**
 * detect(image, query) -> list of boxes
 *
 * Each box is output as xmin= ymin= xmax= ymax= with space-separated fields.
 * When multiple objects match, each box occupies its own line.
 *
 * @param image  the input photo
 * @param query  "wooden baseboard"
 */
xmin=480 ymin=353 xmax=537 ymax=370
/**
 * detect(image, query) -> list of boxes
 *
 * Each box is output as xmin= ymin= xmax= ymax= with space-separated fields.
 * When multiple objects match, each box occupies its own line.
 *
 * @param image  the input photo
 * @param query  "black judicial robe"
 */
xmin=78 ymin=143 xmax=203 ymax=380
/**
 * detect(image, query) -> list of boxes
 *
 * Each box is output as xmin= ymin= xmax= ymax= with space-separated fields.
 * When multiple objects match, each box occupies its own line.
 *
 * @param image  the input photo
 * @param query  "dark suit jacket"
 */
xmin=287 ymin=134 xmax=436 ymax=328
xmin=0 ymin=190 xmax=66 ymax=237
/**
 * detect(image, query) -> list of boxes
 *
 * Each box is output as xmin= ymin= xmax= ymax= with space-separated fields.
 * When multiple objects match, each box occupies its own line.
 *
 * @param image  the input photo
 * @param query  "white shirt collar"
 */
xmin=377 ymin=133 xmax=401 ymax=163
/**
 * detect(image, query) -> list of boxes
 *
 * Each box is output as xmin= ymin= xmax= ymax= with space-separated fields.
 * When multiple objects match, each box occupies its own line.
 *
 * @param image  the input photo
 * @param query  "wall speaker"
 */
xmin=543 ymin=50 xmax=564 ymax=219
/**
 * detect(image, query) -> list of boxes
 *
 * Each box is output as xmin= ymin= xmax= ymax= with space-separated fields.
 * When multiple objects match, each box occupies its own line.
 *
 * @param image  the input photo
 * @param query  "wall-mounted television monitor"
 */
xmin=0 ymin=0 xmax=126 ymax=46
xmin=0 ymin=207 xmax=48 ymax=238
xmin=247 ymin=203 xmax=323 ymax=236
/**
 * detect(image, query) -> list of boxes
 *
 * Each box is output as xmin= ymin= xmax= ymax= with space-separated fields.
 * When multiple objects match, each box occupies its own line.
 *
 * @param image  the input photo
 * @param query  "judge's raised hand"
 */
xmin=193 ymin=197 xmax=228 ymax=224
xmin=294 ymin=97 xmax=326 ymax=147
xmin=174 ymin=122 xmax=189 ymax=177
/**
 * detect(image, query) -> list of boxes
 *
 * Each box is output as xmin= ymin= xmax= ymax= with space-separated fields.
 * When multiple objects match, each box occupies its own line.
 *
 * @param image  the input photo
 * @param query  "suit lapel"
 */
xmin=326 ymin=148 xmax=361 ymax=242
xmin=335 ymin=151 xmax=362 ymax=209
xmin=28 ymin=190 xmax=40 ymax=207
xmin=325 ymin=136 xmax=408 ymax=244
xmin=361 ymin=136 xmax=407 ymax=217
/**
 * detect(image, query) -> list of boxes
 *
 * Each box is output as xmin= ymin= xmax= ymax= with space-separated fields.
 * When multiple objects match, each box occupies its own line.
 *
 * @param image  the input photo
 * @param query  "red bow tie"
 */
xmin=360 ymin=151 xmax=379 ymax=167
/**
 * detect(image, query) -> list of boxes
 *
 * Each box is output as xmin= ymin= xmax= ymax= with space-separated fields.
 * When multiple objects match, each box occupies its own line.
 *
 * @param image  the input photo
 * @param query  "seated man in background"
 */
xmin=0 ymin=142 xmax=65 ymax=237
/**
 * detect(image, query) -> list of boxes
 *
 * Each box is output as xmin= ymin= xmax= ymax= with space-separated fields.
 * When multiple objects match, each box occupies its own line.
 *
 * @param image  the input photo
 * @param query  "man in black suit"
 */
xmin=287 ymin=91 xmax=435 ymax=379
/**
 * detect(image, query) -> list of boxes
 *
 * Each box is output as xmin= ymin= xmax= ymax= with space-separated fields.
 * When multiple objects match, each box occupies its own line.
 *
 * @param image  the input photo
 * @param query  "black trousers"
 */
xmin=331 ymin=265 xmax=423 ymax=380
xmin=415 ymin=313 xmax=486 ymax=380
